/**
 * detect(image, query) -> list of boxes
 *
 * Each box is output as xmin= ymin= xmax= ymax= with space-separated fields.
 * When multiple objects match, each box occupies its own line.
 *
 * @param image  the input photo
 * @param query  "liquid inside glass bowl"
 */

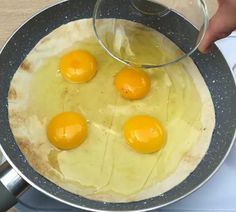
xmin=93 ymin=0 xmax=209 ymax=68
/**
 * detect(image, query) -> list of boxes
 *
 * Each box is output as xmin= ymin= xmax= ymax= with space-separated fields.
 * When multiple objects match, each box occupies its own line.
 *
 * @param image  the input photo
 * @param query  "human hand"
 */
xmin=199 ymin=0 xmax=236 ymax=53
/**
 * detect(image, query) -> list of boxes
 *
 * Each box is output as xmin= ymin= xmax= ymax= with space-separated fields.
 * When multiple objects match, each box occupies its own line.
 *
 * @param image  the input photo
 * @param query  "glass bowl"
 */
xmin=93 ymin=0 xmax=209 ymax=68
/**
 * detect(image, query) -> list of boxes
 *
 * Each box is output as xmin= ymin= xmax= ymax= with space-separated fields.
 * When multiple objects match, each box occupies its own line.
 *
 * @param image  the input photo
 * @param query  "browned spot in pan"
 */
xmin=48 ymin=149 xmax=61 ymax=173
xmin=8 ymin=110 xmax=25 ymax=124
xmin=183 ymin=153 xmax=200 ymax=166
xmin=175 ymin=49 xmax=185 ymax=57
xmin=20 ymin=60 xmax=31 ymax=72
xmin=8 ymin=87 xmax=17 ymax=100
xmin=41 ymin=37 xmax=50 ymax=44
xmin=16 ymin=136 xmax=49 ymax=175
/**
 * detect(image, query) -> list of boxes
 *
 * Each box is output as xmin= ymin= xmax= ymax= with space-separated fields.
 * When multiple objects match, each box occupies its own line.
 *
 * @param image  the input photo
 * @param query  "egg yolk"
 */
xmin=60 ymin=50 xmax=97 ymax=83
xmin=47 ymin=112 xmax=88 ymax=150
xmin=114 ymin=67 xmax=151 ymax=100
xmin=124 ymin=115 xmax=166 ymax=154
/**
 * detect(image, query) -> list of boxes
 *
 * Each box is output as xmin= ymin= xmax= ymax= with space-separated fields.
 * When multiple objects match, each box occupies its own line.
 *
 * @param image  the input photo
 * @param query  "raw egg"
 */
xmin=124 ymin=115 xmax=166 ymax=153
xmin=114 ymin=67 xmax=150 ymax=100
xmin=47 ymin=112 xmax=88 ymax=150
xmin=60 ymin=50 xmax=97 ymax=83
xmin=9 ymin=19 xmax=214 ymax=200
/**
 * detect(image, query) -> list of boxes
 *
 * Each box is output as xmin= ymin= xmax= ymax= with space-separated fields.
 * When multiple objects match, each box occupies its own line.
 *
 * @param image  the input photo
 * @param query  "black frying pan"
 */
xmin=0 ymin=0 xmax=236 ymax=211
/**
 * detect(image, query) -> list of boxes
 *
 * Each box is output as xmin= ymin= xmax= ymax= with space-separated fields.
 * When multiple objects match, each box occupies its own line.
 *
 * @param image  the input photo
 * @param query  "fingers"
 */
xmin=198 ymin=13 xmax=231 ymax=53
xmin=198 ymin=0 xmax=236 ymax=53
xmin=199 ymin=18 xmax=231 ymax=53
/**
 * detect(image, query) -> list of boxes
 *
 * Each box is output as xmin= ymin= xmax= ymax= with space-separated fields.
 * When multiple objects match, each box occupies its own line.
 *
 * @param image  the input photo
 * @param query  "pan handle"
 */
xmin=0 ymin=161 xmax=28 ymax=211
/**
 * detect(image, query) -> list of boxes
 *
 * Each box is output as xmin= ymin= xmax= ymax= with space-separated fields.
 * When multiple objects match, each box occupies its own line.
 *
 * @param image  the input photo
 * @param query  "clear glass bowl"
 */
xmin=93 ymin=0 xmax=209 ymax=68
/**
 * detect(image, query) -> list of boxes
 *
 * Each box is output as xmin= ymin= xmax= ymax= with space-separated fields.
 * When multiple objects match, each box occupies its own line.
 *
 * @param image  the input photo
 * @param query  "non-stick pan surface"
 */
xmin=0 ymin=0 xmax=236 ymax=211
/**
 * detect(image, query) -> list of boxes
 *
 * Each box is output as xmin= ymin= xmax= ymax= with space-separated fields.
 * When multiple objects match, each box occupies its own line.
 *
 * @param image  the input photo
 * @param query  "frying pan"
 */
xmin=0 ymin=0 xmax=236 ymax=211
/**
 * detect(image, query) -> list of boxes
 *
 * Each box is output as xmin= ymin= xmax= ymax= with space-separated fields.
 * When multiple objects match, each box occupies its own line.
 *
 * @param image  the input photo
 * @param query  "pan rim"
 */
xmin=0 ymin=0 xmax=236 ymax=211
xmin=1 ymin=137 xmax=236 ymax=212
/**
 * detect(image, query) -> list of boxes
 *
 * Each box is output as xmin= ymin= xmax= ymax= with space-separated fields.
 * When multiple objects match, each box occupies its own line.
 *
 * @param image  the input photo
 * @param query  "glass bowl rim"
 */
xmin=92 ymin=0 xmax=209 ymax=69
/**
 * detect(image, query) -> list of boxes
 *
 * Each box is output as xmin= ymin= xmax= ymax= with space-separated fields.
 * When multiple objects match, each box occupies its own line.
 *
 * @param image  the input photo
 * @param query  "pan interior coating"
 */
xmin=8 ymin=19 xmax=215 ymax=202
